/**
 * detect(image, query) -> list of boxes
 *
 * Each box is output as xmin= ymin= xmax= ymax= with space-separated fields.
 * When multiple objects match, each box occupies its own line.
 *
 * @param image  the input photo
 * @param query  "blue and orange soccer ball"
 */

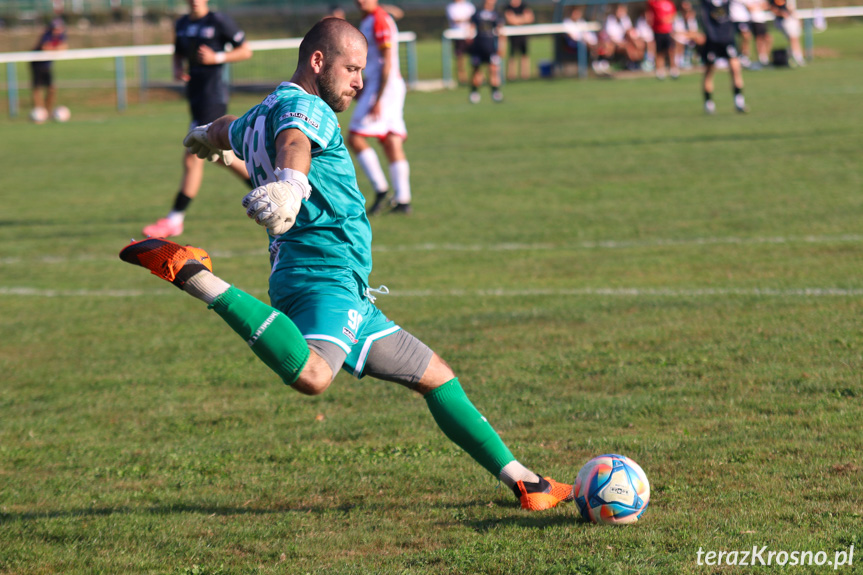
xmin=572 ymin=454 xmax=650 ymax=525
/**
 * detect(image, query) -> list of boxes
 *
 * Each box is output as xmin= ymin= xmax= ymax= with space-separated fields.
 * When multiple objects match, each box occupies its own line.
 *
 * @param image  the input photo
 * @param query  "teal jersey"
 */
xmin=228 ymin=82 xmax=373 ymax=284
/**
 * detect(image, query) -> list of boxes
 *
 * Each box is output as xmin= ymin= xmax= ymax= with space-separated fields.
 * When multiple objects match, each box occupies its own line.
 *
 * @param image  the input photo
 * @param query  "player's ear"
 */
xmin=310 ymin=50 xmax=325 ymax=74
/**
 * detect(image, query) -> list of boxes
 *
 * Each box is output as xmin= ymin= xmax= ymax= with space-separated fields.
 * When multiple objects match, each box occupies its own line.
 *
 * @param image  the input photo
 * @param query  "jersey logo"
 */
xmin=279 ymin=112 xmax=319 ymax=129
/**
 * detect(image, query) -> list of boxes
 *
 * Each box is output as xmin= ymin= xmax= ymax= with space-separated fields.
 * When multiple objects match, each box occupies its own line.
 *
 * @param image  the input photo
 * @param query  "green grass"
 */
xmin=2 ymin=22 xmax=863 ymax=575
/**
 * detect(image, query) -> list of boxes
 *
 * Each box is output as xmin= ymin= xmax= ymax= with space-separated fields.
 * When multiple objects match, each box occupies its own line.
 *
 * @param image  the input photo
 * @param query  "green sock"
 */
xmin=424 ymin=378 xmax=515 ymax=477
xmin=209 ymin=287 xmax=310 ymax=385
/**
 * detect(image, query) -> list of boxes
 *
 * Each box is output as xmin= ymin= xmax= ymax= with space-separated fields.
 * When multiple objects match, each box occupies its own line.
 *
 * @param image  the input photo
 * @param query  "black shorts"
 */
xmin=654 ymin=32 xmax=673 ymax=53
xmin=453 ymin=39 xmax=469 ymax=57
xmin=187 ymin=85 xmax=229 ymax=125
xmin=30 ymin=62 xmax=52 ymax=88
xmin=470 ymin=43 xmax=500 ymax=66
xmin=751 ymin=22 xmax=768 ymax=37
xmin=700 ymin=40 xmax=739 ymax=64
xmin=509 ymin=35 xmax=528 ymax=56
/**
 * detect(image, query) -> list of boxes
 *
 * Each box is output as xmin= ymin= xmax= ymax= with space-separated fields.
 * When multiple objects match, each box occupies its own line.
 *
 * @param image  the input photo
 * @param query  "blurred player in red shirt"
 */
xmin=646 ymin=0 xmax=679 ymax=79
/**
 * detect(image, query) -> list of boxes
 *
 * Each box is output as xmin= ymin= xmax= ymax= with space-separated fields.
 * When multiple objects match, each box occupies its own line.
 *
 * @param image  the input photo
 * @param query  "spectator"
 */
xmin=30 ymin=17 xmax=67 ymax=123
xmin=742 ymin=0 xmax=772 ymax=67
xmin=563 ymin=5 xmax=606 ymax=75
xmin=769 ymin=0 xmax=805 ymax=66
xmin=635 ymin=8 xmax=656 ymax=70
xmin=467 ymin=0 xmax=505 ymax=103
xmin=672 ymin=0 xmax=704 ymax=69
xmin=503 ymin=0 xmax=535 ymax=81
xmin=446 ymin=0 xmax=476 ymax=84
xmin=142 ymin=0 xmax=253 ymax=239
xmin=646 ymin=0 xmax=679 ymax=79
xmin=601 ymin=4 xmax=645 ymax=71
xmin=730 ymin=0 xmax=754 ymax=68
xmin=349 ymin=0 xmax=413 ymax=215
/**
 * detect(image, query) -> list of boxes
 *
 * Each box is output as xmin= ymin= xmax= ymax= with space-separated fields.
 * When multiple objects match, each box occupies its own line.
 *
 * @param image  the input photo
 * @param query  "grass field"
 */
xmin=2 ymin=22 xmax=863 ymax=575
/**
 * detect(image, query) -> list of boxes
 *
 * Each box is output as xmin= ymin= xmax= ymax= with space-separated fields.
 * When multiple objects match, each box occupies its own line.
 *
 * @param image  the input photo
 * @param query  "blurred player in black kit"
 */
xmin=467 ymin=0 xmax=505 ymax=104
xmin=142 ymin=0 xmax=253 ymax=239
xmin=700 ymin=0 xmax=747 ymax=114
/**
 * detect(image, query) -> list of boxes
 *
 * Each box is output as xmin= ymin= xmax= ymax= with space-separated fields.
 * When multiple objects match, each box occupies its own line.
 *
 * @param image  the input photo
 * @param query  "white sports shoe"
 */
xmin=704 ymin=100 xmax=716 ymax=115
xmin=469 ymin=91 xmax=481 ymax=104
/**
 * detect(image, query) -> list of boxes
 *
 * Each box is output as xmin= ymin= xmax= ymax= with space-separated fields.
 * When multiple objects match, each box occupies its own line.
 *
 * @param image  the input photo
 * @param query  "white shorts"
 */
xmin=349 ymin=76 xmax=407 ymax=140
xmin=776 ymin=16 xmax=801 ymax=39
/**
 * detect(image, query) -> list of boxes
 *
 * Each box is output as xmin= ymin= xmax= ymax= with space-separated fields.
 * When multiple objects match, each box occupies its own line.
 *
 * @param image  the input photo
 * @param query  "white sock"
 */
xmin=183 ymin=270 xmax=230 ymax=304
xmin=356 ymin=148 xmax=389 ymax=194
xmin=498 ymin=461 xmax=540 ymax=490
xmin=389 ymin=160 xmax=411 ymax=205
xmin=167 ymin=211 xmax=185 ymax=223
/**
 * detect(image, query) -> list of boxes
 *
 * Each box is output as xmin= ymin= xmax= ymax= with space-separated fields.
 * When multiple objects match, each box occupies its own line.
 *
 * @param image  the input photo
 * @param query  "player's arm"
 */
xmin=374 ymin=43 xmax=393 ymax=110
xmin=197 ymin=40 xmax=253 ymax=65
xmin=172 ymin=51 xmax=187 ymax=82
xmin=183 ymin=115 xmax=237 ymax=163
xmin=242 ymin=128 xmax=312 ymax=236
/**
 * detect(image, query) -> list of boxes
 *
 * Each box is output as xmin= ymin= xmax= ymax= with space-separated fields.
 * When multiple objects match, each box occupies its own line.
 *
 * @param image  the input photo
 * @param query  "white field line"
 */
xmin=2 ymin=286 xmax=863 ymax=298
xmin=1 ymin=233 xmax=862 ymax=266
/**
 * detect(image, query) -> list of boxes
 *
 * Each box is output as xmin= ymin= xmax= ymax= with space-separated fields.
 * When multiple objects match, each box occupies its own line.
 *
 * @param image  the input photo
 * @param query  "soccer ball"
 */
xmin=30 ymin=107 xmax=49 ymax=123
xmin=52 ymin=106 xmax=71 ymax=122
xmin=573 ymin=453 xmax=650 ymax=525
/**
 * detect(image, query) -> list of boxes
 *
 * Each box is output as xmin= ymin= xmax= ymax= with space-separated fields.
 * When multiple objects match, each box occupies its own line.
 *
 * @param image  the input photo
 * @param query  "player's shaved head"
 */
xmin=297 ymin=17 xmax=367 ymax=70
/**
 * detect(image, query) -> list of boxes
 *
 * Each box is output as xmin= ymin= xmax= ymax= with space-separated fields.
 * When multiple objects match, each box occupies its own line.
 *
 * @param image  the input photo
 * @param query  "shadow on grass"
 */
xmin=465 ymin=513 xmax=587 ymax=533
xmin=0 ymin=498 xmax=529 ymax=524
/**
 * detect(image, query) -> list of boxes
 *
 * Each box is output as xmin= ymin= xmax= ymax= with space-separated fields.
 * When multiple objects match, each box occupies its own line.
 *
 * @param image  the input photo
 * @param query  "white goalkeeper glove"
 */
xmin=183 ymin=123 xmax=233 ymax=165
xmin=242 ymin=168 xmax=312 ymax=236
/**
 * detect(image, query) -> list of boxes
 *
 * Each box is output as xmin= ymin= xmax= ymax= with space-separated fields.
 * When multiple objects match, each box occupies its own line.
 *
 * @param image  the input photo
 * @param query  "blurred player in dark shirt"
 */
xmin=142 ymin=0 xmax=253 ymax=238
xmin=700 ymin=0 xmax=746 ymax=114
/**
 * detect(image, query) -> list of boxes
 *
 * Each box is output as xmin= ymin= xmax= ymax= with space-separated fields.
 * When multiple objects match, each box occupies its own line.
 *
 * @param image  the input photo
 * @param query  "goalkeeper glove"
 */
xmin=183 ymin=123 xmax=233 ymax=165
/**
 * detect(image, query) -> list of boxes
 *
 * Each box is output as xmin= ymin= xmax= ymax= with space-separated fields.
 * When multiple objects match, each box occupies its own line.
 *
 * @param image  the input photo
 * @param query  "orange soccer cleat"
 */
xmin=119 ymin=238 xmax=212 ymax=288
xmin=514 ymin=476 xmax=574 ymax=511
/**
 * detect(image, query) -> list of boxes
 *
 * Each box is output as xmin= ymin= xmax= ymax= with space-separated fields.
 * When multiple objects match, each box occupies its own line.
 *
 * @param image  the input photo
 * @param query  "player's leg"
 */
xmin=728 ymin=55 xmax=746 ymax=112
xmin=381 ymin=134 xmax=411 ymax=214
xmin=489 ymin=55 xmax=503 ymax=102
xmin=469 ymin=52 xmax=484 ymax=103
xmin=45 ymin=82 xmax=57 ymax=114
xmin=119 ymin=238 xmax=312 ymax=386
xmin=360 ymin=329 xmax=572 ymax=510
xmin=349 ymin=133 xmax=392 ymax=215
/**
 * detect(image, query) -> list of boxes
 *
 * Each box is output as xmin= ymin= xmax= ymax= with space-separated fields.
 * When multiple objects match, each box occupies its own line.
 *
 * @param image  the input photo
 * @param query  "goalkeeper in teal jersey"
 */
xmin=121 ymin=17 xmax=571 ymax=511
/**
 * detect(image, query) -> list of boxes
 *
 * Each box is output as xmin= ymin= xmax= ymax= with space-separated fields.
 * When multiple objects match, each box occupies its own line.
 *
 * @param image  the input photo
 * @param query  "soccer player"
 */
xmin=30 ymin=17 xmax=67 ymax=123
xmin=646 ymin=0 xmax=678 ymax=79
xmin=120 ymin=17 xmax=572 ymax=512
xmin=503 ymin=0 xmax=535 ymax=81
xmin=348 ymin=0 xmax=412 ymax=216
xmin=700 ymin=0 xmax=747 ymax=114
xmin=467 ymin=0 xmax=505 ymax=104
xmin=446 ymin=0 xmax=476 ymax=85
xmin=769 ymin=0 xmax=805 ymax=67
xmin=142 ymin=0 xmax=253 ymax=239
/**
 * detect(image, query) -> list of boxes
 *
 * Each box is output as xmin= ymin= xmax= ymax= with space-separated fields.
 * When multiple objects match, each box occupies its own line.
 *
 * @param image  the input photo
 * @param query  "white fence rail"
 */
xmin=440 ymin=6 xmax=863 ymax=84
xmin=0 ymin=32 xmax=418 ymax=118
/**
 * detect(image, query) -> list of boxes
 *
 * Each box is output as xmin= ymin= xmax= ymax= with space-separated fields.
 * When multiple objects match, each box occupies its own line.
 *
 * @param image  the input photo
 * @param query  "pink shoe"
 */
xmin=142 ymin=218 xmax=183 ymax=238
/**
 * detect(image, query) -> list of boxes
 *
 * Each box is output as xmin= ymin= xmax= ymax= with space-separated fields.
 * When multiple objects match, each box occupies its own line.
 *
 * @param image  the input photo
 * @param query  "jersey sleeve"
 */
xmin=272 ymin=94 xmax=340 ymax=152
xmin=372 ymin=8 xmax=393 ymax=48
xmin=215 ymin=12 xmax=246 ymax=48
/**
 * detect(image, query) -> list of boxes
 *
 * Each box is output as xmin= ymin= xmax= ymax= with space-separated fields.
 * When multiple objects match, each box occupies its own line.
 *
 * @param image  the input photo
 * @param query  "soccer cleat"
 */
xmin=491 ymin=89 xmax=504 ymax=103
xmin=387 ymin=202 xmax=412 ymax=215
xmin=367 ymin=191 xmax=391 ymax=216
xmin=142 ymin=217 xmax=183 ymax=238
xmin=514 ymin=476 xmax=574 ymax=511
xmin=704 ymin=100 xmax=716 ymax=115
xmin=469 ymin=90 xmax=481 ymax=104
xmin=119 ymin=238 xmax=212 ymax=288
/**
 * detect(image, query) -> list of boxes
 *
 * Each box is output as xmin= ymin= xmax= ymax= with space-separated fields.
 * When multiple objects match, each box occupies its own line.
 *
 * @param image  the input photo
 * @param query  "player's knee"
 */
xmin=291 ymin=374 xmax=331 ymax=396
xmin=290 ymin=353 xmax=334 ymax=396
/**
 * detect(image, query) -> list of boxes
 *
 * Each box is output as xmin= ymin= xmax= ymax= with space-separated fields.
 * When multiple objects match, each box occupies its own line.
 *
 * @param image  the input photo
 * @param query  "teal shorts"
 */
xmin=268 ymin=266 xmax=399 ymax=378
